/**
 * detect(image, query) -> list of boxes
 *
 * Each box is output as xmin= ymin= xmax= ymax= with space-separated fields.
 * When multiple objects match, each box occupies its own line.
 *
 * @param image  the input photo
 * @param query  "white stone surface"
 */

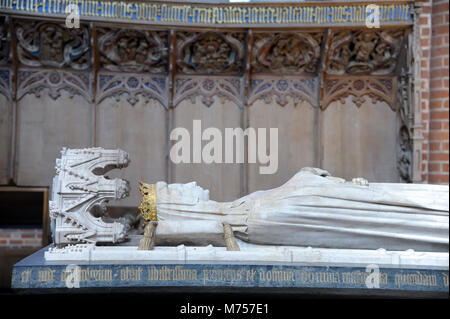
xmin=44 ymin=243 xmax=449 ymax=269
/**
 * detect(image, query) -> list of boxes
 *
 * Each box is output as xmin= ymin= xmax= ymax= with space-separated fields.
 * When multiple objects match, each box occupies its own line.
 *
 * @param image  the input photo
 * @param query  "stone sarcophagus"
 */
xmin=49 ymin=147 xmax=130 ymax=245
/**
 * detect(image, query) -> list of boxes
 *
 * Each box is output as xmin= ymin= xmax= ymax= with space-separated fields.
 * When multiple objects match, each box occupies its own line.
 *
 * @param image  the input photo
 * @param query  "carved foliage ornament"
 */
xmin=17 ymin=70 xmax=92 ymax=102
xmin=326 ymin=30 xmax=404 ymax=75
xmin=174 ymin=76 xmax=242 ymax=108
xmin=397 ymin=66 xmax=413 ymax=183
xmin=249 ymin=78 xmax=318 ymax=107
xmin=321 ymin=76 xmax=397 ymax=110
xmin=177 ymin=32 xmax=245 ymax=74
xmin=97 ymin=73 xmax=168 ymax=107
xmin=16 ymin=21 xmax=90 ymax=70
xmin=98 ymin=28 xmax=169 ymax=73
xmin=252 ymin=32 xmax=323 ymax=75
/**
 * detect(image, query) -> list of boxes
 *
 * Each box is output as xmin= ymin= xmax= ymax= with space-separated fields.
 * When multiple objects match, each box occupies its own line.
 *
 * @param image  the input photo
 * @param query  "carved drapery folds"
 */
xmin=17 ymin=70 xmax=92 ymax=102
xmin=249 ymin=78 xmax=318 ymax=107
xmin=98 ymin=28 xmax=169 ymax=73
xmin=174 ymin=76 xmax=242 ymax=108
xmin=252 ymin=32 xmax=323 ymax=75
xmin=15 ymin=20 xmax=90 ymax=70
xmin=97 ymin=73 xmax=168 ymax=107
xmin=321 ymin=76 xmax=397 ymax=110
xmin=176 ymin=32 xmax=245 ymax=74
xmin=326 ymin=30 xmax=404 ymax=75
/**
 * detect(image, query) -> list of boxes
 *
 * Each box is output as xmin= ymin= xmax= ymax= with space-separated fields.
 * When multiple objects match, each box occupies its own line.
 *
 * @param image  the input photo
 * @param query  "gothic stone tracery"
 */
xmin=17 ymin=69 xmax=92 ymax=102
xmin=50 ymin=148 xmax=130 ymax=245
xmin=0 ymin=19 xmax=410 ymax=110
xmin=174 ymin=76 xmax=242 ymax=108
xmin=321 ymin=76 xmax=397 ymax=110
xmin=249 ymin=77 xmax=318 ymax=107
xmin=97 ymin=73 xmax=168 ymax=107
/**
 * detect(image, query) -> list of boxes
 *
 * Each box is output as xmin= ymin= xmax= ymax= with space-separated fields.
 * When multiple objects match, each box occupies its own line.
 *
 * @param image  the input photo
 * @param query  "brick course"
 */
xmin=419 ymin=0 xmax=449 ymax=184
xmin=0 ymin=229 xmax=43 ymax=249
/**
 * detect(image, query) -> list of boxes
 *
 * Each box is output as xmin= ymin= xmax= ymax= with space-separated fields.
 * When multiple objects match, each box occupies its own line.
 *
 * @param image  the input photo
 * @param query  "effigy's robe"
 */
xmin=154 ymin=168 xmax=449 ymax=252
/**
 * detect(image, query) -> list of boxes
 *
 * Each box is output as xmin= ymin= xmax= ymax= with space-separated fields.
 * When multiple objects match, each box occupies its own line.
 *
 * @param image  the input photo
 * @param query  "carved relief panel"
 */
xmin=252 ymin=32 xmax=323 ymax=75
xmin=15 ymin=20 xmax=91 ymax=70
xmin=98 ymin=28 xmax=169 ymax=73
xmin=176 ymin=32 xmax=245 ymax=74
xmin=326 ymin=30 xmax=405 ymax=75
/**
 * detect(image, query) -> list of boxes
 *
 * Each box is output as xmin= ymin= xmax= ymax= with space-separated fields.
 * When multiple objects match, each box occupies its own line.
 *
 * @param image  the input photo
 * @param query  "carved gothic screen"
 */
xmin=0 ymin=1 xmax=417 ymax=204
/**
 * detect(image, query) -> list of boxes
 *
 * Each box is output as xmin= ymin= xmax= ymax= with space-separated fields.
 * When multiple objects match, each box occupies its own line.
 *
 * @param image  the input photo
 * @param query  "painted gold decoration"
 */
xmin=223 ymin=222 xmax=240 ymax=251
xmin=138 ymin=221 xmax=158 ymax=251
xmin=138 ymin=182 xmax=157 ymax=222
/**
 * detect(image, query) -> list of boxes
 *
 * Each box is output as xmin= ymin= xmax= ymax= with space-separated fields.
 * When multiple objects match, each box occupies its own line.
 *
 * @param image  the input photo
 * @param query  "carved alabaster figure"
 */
xmin=139 ymin=167 xmax=449 ymax=252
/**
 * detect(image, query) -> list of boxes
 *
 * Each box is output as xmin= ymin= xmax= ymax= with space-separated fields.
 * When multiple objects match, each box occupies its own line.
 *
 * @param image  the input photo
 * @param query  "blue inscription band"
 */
xmin=0 ymin=0 xmax=413 ymax=27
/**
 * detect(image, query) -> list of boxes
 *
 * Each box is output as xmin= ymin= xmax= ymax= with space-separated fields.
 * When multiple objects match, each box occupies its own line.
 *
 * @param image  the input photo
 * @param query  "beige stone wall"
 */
xmin=172 ymin=97 xmax=242 ymax=202
xmin=0 ymin=95 xmax=11 ymax=184
xmin=15 ymin=92 xmax=93 ymax=186
xmin=96 ymin=96 xmax=167 ymax=207
xmin=321 ymin=97 xmax=399 ymax=182
xmin=3 ymin=90 xmax=400 ymax=206
xmin=248 ymin=98 xmax=315 ymax=193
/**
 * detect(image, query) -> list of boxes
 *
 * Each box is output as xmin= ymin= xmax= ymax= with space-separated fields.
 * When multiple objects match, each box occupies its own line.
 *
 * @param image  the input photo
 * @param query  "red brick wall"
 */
xmin=0 ymin=229 xmax=43 ymax=249
xmin=419 ymin=0 xmax=449 ymax=184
